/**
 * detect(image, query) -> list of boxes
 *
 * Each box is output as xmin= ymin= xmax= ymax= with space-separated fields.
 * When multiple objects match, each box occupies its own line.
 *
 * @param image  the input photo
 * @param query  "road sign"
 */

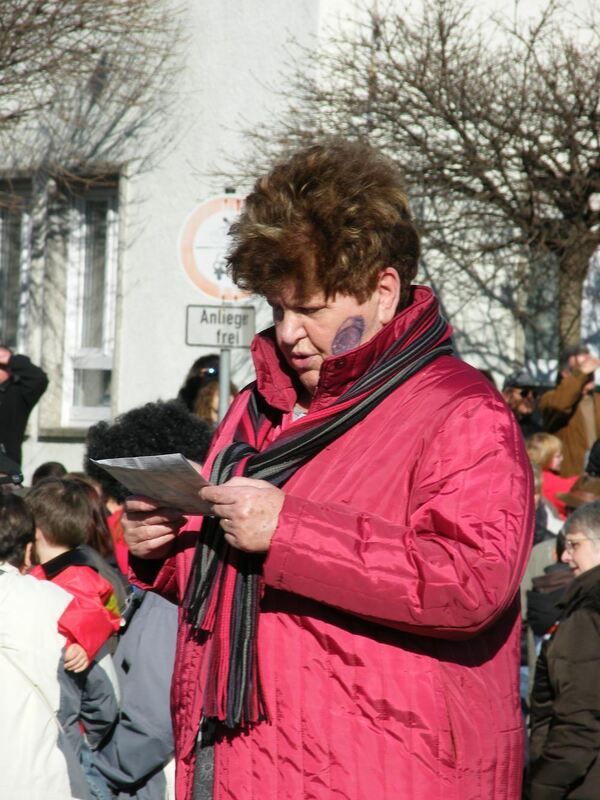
xmin=179 ymin=195 xmax=248 ymax=301
xmin=186 ymin=304 xmax=255 ymax=349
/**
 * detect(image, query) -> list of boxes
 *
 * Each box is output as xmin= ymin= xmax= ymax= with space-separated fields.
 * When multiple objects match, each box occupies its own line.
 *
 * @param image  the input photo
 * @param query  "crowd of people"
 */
xmin=1 ymin=139 xmax=600 ymax=800
xmin=0 ymin=374 xmax=218 ymax=799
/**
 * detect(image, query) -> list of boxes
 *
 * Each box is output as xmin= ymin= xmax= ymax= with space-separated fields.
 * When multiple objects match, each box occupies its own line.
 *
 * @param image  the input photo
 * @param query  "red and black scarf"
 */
xmin=184 ymin=298 xmax=453 ymax=733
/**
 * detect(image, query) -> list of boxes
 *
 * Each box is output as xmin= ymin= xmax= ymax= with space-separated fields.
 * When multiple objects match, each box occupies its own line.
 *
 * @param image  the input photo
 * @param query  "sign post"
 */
xmin=218 ymin=348 xmax=231 ymax=423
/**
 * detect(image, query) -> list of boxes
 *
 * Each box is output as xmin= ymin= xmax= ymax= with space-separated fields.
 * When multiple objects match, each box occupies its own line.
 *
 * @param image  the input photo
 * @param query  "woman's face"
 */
xmin=562 ymin=530 xmax=600 ymax=576
xmin=268 ymin=272 xmax=399 ymax=404
xmin=549 ymin=451 xmax=563 ymax=473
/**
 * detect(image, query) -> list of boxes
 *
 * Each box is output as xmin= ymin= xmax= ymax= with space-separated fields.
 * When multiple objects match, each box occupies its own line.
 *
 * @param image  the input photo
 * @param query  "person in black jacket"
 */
xmin=528 ymin=499 xmax=600 ymax=799
xmin=0 ymin=346 xmax=48 ymax=465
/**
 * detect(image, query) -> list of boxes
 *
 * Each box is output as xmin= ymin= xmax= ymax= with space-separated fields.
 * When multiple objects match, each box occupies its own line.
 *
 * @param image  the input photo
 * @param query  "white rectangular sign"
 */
xmin=186 ymin=304 xmax=255 ymax=348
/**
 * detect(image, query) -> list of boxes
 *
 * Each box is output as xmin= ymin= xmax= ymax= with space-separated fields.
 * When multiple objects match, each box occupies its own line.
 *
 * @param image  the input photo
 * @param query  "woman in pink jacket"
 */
xmin=124 ymin=140 xmax=534 ymax=800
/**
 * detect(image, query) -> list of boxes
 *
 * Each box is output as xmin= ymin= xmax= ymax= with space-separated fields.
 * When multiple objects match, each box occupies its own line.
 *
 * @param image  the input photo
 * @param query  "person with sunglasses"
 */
xmin=528 ymin=499 xmax=600 ymax=798
xmin=177 ymin=355 xmax=238 ymax=430
xmin=502 ymin=368 xmax=542 ymax=438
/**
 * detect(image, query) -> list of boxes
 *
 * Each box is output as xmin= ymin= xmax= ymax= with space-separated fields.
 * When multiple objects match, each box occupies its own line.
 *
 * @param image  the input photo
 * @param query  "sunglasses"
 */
xmin=516 ymin=387 xmax=534 ymax=398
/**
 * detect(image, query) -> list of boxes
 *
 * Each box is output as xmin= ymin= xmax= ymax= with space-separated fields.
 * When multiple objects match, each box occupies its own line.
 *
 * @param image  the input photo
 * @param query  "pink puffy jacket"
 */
xmin=131 ymin=288 xmax=534 ymax=800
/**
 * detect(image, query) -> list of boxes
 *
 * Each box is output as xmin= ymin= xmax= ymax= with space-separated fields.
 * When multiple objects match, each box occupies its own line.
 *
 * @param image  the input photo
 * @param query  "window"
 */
xmin=62 ymin=183 xmax=118 ymax=426
xmin=0 ymin=187 xmax=30 ymax=349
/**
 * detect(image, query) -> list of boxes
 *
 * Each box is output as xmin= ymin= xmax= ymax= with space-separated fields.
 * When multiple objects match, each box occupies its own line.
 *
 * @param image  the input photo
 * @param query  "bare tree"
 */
xmin=234 ymin=0 xmax=600 ymax=367
xmin=0 ymin=0 xmax=184 ymax=338
xmin=0 ymin=0 xmax=184 ymax=177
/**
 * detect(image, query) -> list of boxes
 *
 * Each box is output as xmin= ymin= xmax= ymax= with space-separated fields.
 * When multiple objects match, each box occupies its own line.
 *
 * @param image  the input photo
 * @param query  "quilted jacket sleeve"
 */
xmin=127 ymin=512 xmax=212 ymax=605
xmin=128 ymin=552 xmax=178 ymax=601
xmin=263 ymin=395 xmax=534 ymax=639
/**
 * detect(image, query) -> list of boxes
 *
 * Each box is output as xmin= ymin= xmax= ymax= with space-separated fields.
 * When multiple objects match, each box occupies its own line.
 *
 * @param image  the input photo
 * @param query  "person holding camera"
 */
xmin=0 ymin=346 xmax=48 ymax=466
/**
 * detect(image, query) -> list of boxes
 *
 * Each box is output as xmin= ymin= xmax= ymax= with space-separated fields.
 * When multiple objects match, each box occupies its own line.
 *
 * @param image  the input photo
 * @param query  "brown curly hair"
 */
xmin=227 ymin=139 xmax=420 ymax=308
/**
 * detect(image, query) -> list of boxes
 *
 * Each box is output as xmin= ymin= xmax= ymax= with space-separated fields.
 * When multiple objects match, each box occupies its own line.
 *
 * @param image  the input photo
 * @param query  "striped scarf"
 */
xmin=184 ymin=298 xmax=453 ymax=733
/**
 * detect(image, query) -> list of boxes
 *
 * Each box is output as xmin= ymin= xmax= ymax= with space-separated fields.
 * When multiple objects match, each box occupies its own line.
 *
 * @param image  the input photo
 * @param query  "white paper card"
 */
xmin=91 ymin=453 xmax=212 ymax=515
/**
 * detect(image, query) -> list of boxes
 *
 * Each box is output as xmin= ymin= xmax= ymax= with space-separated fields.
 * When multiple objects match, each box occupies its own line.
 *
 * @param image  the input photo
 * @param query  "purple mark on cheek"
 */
xmin=331 ymin=316 xmax=365 ymax=355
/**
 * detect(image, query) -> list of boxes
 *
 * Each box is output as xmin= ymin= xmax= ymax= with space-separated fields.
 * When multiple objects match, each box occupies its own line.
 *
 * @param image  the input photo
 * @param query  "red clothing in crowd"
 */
xmin=542 ymin=469 xmax=578 ymax=519
xmin=31 ymin=551 xmax=120 ymax=660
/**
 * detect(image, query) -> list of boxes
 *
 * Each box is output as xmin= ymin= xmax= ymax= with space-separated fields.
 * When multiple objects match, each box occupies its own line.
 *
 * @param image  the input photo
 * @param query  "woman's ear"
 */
xmin=376 ymin=267 xmax=401 ymax=324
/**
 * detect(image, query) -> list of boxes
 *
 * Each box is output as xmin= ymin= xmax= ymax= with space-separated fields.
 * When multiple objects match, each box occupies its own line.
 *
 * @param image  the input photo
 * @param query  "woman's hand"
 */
xmin=122 ymin=496 xmax=186 ymax=559
xmin=199 ymin=477 xmax=285 ymax=553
